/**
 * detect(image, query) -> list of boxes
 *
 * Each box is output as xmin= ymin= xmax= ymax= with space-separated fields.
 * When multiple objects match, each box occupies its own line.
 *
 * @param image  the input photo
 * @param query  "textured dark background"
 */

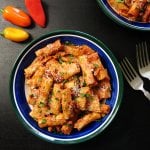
xmin=0 ymin=0 xmax=150 ymax=149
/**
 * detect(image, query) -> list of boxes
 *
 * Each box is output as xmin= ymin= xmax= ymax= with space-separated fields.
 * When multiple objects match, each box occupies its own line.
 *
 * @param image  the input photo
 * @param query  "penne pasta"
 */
xmin=35 ymin=39 xmax=62 ymax=57
xmin=78 ymin=55 xmax=97 ymax=86
xmin=36 ymin=74 xmax=53 ymax=107
xmin=24 ymin=39 xmax=111 ymax=135
xmin=49 ymin=84 xmax=62 ymax=115
xmin=108 ymin=0 xmax=150 ymax=22
xmin=74 ymin=112 xmax=101 ymax=131
xmin=62 ymin=89 xmax=74 ymax=119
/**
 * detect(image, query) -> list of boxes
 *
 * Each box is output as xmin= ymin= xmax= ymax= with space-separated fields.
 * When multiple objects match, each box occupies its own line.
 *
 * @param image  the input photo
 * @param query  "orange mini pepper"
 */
xmin=0 ymin=6 xmax=31 ymax=27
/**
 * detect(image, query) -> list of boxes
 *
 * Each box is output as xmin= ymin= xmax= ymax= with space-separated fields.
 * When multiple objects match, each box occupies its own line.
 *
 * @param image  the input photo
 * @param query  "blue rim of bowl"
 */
xmin=9 ymin=30 xmax=123 ymax=144
xmin=96 ymin=0 xmax=150 ymax=31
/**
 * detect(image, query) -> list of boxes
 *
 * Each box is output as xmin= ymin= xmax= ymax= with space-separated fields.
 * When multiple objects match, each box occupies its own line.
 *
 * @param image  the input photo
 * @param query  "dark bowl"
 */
xmin=10 ymin=30 xmax=123 ymax=144
xmin=97 ymin=0 xmax=150 ymax=31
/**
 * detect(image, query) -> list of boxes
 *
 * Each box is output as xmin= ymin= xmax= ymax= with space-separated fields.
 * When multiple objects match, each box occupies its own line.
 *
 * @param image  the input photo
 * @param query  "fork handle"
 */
xmin=141 ymin=89 xmax=150 ymax=101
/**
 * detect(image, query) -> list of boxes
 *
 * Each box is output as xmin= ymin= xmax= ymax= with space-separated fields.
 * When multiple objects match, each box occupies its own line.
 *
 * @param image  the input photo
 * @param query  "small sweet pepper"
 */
xmin=0 ymin=5 xmax=31 ymax=27
xmin=0 ymin=27 xmax=30 ymax=42
xmin=25 ymin=0 xmax=46 ymax=27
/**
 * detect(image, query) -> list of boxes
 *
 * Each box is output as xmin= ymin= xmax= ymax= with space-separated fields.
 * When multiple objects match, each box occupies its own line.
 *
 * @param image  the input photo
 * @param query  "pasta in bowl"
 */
xmin=10 ymin=30 xmax=123 ymax=144
xmin=25 ymin=39 xmax=111 ymax=135
xmin=97 ymin=0 xmax=150 ymax=31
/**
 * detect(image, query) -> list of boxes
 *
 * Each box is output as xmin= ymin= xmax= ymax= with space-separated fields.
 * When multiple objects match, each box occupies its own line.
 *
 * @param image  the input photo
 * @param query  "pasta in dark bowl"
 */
xmin=97 ymin=0 xmax=150 ymax=31
xmin=10 ymin=30 xmax=123 ymax=144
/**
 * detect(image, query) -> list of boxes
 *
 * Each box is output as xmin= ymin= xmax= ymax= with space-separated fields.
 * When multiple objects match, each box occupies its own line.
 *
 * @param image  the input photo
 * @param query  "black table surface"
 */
xmin=0 ymin=0 xmax=150 ymax=149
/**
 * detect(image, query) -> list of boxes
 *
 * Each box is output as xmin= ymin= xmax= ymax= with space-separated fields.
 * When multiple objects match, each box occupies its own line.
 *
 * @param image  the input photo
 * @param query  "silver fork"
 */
xmin=136 ymin=42 xmax=150 ymax=80
xmin=120 ymin=57 xmax=150 ymax=101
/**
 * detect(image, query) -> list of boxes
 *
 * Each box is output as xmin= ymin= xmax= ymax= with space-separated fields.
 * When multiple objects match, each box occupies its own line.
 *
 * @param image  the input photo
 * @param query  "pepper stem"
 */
xmin=0 ymin=31 xmax=4 ymax=36
xmin=0 ymin=9 xmax=4 ymax=13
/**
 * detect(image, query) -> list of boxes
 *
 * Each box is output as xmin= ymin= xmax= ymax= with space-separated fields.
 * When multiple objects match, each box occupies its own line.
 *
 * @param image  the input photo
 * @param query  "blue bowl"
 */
xmin=97 ymin=0 xmax=150 ymax=31
xmin=10 ymin=30 xmax=123 ymax=144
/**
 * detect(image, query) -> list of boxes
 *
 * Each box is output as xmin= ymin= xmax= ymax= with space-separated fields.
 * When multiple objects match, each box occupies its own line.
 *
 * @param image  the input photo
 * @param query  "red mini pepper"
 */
xmin=25 ymin=0 xmax=46 ymax=27
xmin=0 ymin=6 xmax=31 ymax=27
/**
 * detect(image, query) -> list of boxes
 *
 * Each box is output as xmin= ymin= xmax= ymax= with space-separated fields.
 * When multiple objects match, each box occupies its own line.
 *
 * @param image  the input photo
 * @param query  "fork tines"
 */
xmin=120 ymin=56 xmax=150 ymax=100
xmin=136 ymin=42 xmax=150 ymax=68
xmin=120 ymin=57 xmax=139 ymax=83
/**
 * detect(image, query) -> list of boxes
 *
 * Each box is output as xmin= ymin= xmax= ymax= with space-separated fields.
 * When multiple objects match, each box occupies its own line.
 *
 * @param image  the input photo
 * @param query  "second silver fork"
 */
xmin=136 ymin=42 xmax=150 ymax=80
xmin=120 ymin=57 xmax=150 ymax=101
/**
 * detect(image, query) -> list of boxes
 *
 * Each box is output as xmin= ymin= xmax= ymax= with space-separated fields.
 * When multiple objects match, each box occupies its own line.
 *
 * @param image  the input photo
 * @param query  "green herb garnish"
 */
xmin=93 ymin=63 xmax=99 ymax=68
xmin=41 ymin=118 xmax=47 ymax=124
xmin=39 ymin=101 xmax=45 ymax=107
xmin=82 ymin=81 xmax=87 ymax=87
xmin=116 ymin=0 xmax=124 ymax=3
xmin=64 ymin=41 xmax=73 ymax=45
xmin=58 ymin=56 xmax=64 ymax=64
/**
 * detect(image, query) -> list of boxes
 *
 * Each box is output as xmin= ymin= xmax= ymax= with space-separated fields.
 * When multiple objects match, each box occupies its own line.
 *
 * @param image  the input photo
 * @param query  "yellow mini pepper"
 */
xmin=0 ymin=27 xmax=29 ymax=42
